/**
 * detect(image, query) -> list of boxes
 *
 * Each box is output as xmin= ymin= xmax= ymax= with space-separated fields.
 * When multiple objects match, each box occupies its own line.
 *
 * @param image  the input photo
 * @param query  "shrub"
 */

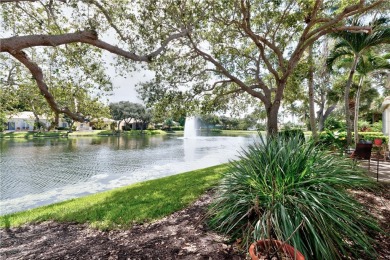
xmin=358 ymin=120 xmax=371 ymax=132
xmin=324 ymin=117 xmax=345 ymax=131
xmin=208 ymin=136 xmax=379 ymax=259
xmin=211 ymin=129 xmax=222 ymax=133
xmin=278 ymin=129 xmax=305 ymax=141
xmin=318 ymin=131 xmax=348 ymax=152
xmin=370 ymin=121 xmax=383 ymax=133
xmin=358 ymin=132 xmax=388 ymax=144
xmin=55 ymin=127 xmax=69 ymax=131
xmin=170 ymin=126 xmax=184 ymax=131
xmin=0 ymin=112 xmax=6 ymax=132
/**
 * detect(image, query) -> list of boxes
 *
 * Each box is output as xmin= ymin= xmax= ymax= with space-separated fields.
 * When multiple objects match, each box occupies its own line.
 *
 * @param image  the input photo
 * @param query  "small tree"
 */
xmin=327 ymin=17 xmax=390 ymax=146
xmin=109 ymin=101 xmax=151 ymax=131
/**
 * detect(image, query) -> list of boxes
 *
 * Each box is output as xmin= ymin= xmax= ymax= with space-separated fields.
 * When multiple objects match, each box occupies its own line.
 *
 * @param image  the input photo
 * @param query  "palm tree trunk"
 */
xmin=353 ymin=76 xmax=364 ymax=144
xmin=344 ymin=55 xmax=359 ymax=148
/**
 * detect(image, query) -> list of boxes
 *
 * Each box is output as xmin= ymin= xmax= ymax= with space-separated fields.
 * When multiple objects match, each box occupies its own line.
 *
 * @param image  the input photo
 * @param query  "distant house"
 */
xmin=73 ymin=121 xmax=92 ymax=131
xmin=381 ymin=97 xmax=390 ymax=135
xmin=5 ymin=112 xmax=48 ymax=131
xmin=118 ymin=118 xmax=148 ymax=130
xmin=5 ymin=111 xmax=68 ymax=131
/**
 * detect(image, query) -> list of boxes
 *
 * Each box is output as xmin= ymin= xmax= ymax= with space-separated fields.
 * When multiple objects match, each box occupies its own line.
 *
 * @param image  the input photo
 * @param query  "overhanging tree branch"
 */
xmin=187 ymin=34 xmax=267 ymax=104
xmin=0 ymin=0 xmax=66 ymax=3
xmin=1 ymin=28 xmax=189 ymax=121
xmin=1 ymin=29 xmax=190 ymax=61
xmin=10 ymin=50 xmax=85 ymax=121
xmin=239 ymin=0 xmax=282 ymax=81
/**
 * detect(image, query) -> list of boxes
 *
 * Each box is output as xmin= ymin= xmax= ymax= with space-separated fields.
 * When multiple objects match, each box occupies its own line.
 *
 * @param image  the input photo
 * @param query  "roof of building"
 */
xmin=381 ymin=97 xmax=390 ymax=112
xmin=7 ymin=111 xmax=48 ymax=120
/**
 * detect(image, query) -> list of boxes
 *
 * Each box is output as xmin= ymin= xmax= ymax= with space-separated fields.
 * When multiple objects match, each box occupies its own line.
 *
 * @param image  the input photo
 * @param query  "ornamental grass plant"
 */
xmin=208 ymin=135 xmax=380 ymax=259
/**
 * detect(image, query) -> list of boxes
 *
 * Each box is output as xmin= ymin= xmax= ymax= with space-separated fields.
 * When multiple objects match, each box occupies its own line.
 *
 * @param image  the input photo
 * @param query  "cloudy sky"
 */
xmin=103 ymin=52 xmax=154 ymax=104
xmin=108 ymin=68 xmax=153 ymax=104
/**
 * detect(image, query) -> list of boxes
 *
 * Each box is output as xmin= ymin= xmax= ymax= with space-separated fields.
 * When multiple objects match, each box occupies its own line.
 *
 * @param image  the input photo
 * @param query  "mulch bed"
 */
xmin=1 ymin=184 xmax=389 ymax=260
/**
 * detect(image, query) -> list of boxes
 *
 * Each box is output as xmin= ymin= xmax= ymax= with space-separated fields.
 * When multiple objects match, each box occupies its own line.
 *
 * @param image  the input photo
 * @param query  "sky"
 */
xmin=102 ymin=52 xmax=154 ymax=104
xmin=108 ymin=68 xmax=152 ymax=104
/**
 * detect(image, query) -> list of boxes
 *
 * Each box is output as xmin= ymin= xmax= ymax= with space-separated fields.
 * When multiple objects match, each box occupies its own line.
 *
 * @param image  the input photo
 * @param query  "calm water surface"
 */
xmin=0 ymin=134 xmax=257 ymax=214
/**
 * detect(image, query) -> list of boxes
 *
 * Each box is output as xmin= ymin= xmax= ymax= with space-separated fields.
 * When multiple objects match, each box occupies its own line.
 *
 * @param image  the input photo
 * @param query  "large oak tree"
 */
xmin=1 ymin=0 xmax=386 ymax=134
xmin=138 ymin=0 xmax=385 ymax=134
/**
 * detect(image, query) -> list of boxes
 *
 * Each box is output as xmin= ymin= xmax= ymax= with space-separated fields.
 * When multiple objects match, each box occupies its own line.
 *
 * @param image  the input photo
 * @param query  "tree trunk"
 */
xmin=308 ymin=44 xmax=318 ymax=141
xmin=344 ymin=55 xmax=359 ymax=148
xmin=354 ymin=76 xmax=364 ymax=144
xmin=117 ymin=120 xmax=123 ymax=132
xmin=266 ymin=102 xmax=280 ymax=136
xmin=32 ymin=111 xmax=40 ymax=130
xmin=69 ymin=121 xmax=74 ymax=133
xmin=318 ymin=105 xmax=336 ymax=131
xmin=54 ymin=113 xmax=59 ymax=128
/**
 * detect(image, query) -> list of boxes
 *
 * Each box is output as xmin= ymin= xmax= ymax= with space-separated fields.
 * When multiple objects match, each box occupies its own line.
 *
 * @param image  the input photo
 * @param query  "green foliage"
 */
xmin=318 ymin=131 xmax=348 ymax=151
xmin=281 ymin=122 xmax=306 ymax=131
xmin=0 ymin=112 xmax=6 ymax=132
xmin=109 ymin=101 xmax=151 ymax=131
xmin=278 ymin=129 xmax=305 ymax=141
xmin=358 ymin=120 xmax=372 ymax=132
xmin=170 ymin=126 xmax=184 ymax=131
xmin=0 ymin=164 xmax=228 ymax=229
xmin=255 ymin=123 xmax=267 ymax=131
xmin=208 ymin=136 xmax=379 ymax=259
xmin=120 ymin=130 xmax=166 ymax=136
xmin=92 ymin=119 xmax=109 ymax=130
xmin=371 ymin=121 xmax=383 ymax=132
xmin=318 ymin=131 xmax=388 ymax=150
xmin=358 ymin=132 xmax=388 ymax=144
xmin=324 ymin=116 xmax=346 ymax=131
xmin=210 ymin=129 xmax=222 ymax=133
xmin=0 ymin=131 xmax=68 ymax=139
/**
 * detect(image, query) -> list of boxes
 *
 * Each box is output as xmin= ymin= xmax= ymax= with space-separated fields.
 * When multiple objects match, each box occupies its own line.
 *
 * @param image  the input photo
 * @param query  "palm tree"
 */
xmin=353 ymin=52 xmax=390 ymax=143
xmin=326 ymin=18 xmax=390 ymax=147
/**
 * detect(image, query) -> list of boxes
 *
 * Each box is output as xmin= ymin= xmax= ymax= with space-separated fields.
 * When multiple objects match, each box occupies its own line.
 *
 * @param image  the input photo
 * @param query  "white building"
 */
xmin=381 ymin=97 xmax=390 ymax=135
xmin=5 ymin=111 xmax=68 ymax=131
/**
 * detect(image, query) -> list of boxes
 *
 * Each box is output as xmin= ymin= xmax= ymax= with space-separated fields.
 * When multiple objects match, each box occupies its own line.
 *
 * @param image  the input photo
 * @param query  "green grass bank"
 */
xmin=0 ymin=164 xmax=229 ymax=230
xmin=0 ymin=129 xmax=167 ymax=139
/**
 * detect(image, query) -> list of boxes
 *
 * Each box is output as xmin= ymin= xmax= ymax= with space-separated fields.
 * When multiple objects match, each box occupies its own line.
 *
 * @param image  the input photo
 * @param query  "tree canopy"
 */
xmin=1 ymin=0 xmax=388 ymax=134
xmin=138 ymin=0 xmax=387 ymax=133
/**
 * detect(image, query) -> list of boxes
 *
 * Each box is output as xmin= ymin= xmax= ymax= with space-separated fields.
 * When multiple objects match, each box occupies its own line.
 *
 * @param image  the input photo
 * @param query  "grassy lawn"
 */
xmin=0 ymin=164 xmax=229 ymax=230
xmin=221 ymin=130 xmax=260 ymax=135
xmin=120 ymin=129 xmax=167 ymax=136
xmin=1 ymin=130 xmax=167 ymax=138
xmin=0 ymin=131 xmax=68 ymax=139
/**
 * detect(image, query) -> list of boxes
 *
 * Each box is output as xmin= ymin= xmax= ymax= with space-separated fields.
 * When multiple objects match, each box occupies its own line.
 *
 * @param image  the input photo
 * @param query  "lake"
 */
xmin=0 ymin=133 xmax=258 ymax=215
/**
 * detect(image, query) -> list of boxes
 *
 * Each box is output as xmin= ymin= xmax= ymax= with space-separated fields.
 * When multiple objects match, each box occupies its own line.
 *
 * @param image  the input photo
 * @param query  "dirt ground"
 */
xmin=1 ymin=184 xmax=389 ymax=260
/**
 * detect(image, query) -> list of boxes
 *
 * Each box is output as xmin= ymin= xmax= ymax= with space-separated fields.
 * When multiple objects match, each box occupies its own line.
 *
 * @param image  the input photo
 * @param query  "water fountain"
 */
xmin=184 ymin=116 xmax=198 ymax=138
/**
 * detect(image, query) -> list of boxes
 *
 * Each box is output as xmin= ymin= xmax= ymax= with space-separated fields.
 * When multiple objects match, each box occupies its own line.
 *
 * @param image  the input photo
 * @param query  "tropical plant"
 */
xmin=326 ymin=17 xmax=390 ymax=147
xmin=324 ymin=116 xmax=346 ymax=131
xmin=353 ymin=52 xmax=390 ymax=142
xmin=208 ymin=136 xmax=379 ymax=259
xmin=371 ymin=121 xmax=383 ymax=132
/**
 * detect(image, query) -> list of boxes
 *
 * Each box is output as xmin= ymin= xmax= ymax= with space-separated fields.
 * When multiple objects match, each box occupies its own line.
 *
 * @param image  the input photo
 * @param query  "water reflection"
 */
xmin=0 ymin=134 xmax=257 ymax=214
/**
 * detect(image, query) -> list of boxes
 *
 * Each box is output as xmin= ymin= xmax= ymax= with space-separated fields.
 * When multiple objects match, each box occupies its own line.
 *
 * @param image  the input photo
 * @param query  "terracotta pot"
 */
xmin=249 ymin=239 xmax=305 ymax=260
xmin=374 ymin=139 xmax=383 ymax=146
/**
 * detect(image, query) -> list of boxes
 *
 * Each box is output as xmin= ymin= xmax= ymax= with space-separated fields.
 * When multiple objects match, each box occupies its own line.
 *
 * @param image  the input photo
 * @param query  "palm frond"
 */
xmin=326 ymin=47 xmax=354 ymax=71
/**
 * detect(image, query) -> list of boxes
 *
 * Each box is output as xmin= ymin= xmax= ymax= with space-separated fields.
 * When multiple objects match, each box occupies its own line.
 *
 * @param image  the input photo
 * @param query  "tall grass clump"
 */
xmin=208 ymin=135 xmax=380 ymax=259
